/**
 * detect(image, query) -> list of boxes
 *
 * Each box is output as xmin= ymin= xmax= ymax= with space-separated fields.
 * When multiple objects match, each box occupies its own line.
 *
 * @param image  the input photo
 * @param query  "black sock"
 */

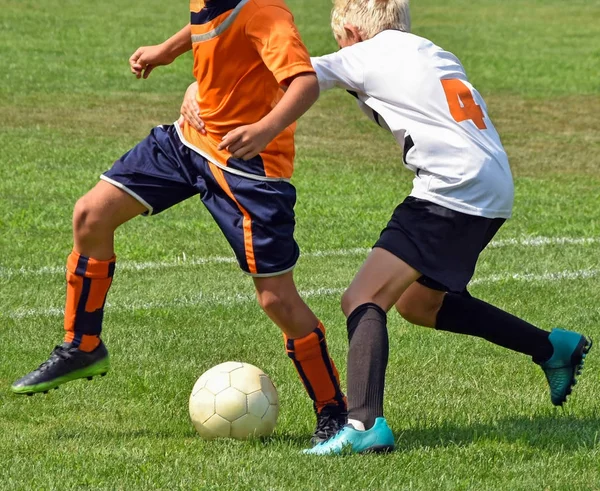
xmin=346 ymin=303 xmax=389 ymax=430
xmin=436 ymin=293 xmax=553 ymax=363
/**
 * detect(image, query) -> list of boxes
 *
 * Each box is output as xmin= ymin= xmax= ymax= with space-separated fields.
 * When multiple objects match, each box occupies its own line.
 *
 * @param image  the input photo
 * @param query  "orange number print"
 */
xmin=440 ymin=79 xmax=487 ymax=130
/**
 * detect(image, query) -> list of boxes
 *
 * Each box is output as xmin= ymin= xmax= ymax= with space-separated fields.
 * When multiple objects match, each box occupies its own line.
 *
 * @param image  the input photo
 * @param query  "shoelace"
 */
xmin=37 ymin=346 xmax=74 ymax=371
xmin=316 ymin=409 xmax=346 ymax=436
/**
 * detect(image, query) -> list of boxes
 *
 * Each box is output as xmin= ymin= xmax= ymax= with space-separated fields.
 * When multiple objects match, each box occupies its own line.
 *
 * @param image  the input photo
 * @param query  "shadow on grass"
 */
xmin=52 ymin=427 xmax=316 ymax=448
xmin=267 ymin=414 xmax=600 ymax=452
xmin=54 ymin=428 xmax=192 ymax=441
xmin=49 ymin=415 xmax=600 ymax=452
xmin=394 ymin=414 xmax=600 ymax=451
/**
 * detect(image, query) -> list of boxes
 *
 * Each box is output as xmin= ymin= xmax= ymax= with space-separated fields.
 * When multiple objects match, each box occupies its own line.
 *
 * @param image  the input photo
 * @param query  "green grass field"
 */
xmin=1 ymin=0 xmax=600 ymax=488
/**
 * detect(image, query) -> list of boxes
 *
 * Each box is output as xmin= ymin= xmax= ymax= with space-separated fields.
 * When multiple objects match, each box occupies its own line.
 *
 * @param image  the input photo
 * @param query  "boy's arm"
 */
xmin=180 ymin=73 xmax=320 ymax=146
xmin=218 ymin=73 xmax=319 ymax=160
xmin=261 ymin=72 xmax=319 ymax=131
xmin=313 ymin=52 xmax=391 ymax=131
xmin=129 ymin=24 xmax=192 ymax=79
xmin=217 ymin=6 xmax=319 ymax=160
xmin=310 ymin=50 xmax=365 ymax=93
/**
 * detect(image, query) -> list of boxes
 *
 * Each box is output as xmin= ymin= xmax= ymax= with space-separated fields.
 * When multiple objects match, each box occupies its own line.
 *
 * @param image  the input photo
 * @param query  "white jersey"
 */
xmin=311 ymin=30 xmax=514 ymax=218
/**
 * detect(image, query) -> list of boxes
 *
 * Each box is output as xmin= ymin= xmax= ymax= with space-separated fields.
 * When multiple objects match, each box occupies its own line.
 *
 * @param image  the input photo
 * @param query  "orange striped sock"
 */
xmin=63 ymin=250 xmax=116 ymax=352
xmin=285 ymin=322 xmax=346 ymax=413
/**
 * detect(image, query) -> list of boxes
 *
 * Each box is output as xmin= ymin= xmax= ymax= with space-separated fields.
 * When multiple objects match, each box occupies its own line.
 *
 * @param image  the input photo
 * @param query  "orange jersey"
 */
xmin=179 ymin=0 xmax=315 ymax=180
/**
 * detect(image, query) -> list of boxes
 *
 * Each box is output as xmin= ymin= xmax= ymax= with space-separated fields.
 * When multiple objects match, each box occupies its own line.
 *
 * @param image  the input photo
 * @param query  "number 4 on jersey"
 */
xmin=441 ymin=79 xmax=487 ymax=130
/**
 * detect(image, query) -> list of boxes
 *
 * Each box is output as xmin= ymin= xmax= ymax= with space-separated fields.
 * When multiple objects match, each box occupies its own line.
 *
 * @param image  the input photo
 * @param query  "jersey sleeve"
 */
xmin=310 ymin=49 xmax=365 ymax=93
xmin=246 ymin=6 xmax=315 ymax=85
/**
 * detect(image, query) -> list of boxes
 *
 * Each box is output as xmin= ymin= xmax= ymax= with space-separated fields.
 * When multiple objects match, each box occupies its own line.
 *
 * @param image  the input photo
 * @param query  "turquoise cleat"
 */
xmin=303 ymin=417 xmax=395 ymax=455
xmin=540 ymin=328 xmax=592 ymax=406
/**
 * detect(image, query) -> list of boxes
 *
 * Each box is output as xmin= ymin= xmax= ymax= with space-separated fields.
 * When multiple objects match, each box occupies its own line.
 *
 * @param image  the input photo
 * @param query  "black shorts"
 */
xmin=374 ymin=196 xmax=505 ymax=293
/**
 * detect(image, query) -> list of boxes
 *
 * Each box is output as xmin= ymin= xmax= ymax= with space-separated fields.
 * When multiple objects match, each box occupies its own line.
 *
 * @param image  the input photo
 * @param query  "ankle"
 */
xmin=63 ymin=334 xmax=101 ymax=352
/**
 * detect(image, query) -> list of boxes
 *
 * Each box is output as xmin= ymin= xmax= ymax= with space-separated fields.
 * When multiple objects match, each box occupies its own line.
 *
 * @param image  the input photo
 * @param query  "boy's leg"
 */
xmin=196 ymin=161 xmax=347 ymax=443
xmin=396 ymin=281 xmax=592 ymax=406
xmin=397 ymin=281 xmax=553 ymax=360
xmin=12 ymin=181 xmax=146 ymax=395
xmin=253 ymin=272 xmax=347 ymax=444
xmin=12 ymin=125 xmax=200 ymax=395
xmin=383 ymin=196 xmax=592 ymax=408
xmin=64 ymin=181 xmax=148 ymax=348
xmin=305 ymin=247 xmax=419 ymax=455
xmin=341 ymin=248 xmax=421 ymax=429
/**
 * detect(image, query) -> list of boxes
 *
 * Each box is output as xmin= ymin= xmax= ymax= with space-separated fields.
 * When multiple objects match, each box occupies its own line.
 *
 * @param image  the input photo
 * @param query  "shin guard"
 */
xmin=285 ymin=322 xmax=346 ymax=413
xmin=64 ymin=251 xmax=115 ymax=352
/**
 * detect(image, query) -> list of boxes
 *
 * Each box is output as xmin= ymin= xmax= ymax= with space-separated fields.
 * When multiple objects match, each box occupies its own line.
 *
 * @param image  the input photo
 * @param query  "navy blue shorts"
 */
xmin=101 ymin=125 xmax=299 ymax=276
xmin=374 ymin=196 xmax=505 ymax=293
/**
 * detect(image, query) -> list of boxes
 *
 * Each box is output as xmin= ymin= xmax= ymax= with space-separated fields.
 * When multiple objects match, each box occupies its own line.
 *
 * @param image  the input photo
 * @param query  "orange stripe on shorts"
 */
xmin=207 ymin=162 xmax=257 ymax=274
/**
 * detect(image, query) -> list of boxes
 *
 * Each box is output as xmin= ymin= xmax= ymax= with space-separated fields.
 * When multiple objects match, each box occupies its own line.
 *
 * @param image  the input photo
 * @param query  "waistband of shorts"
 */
xmin=173 ymin=123 xmax=292 ymax=183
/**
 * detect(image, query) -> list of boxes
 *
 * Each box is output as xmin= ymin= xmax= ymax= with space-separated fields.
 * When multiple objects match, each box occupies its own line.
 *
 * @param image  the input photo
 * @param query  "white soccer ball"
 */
xmin=189 ymin=361 xmax=279 ymax=440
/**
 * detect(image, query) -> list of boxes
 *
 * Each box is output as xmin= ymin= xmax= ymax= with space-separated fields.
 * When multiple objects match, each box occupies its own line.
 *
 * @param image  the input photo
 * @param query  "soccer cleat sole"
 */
xmin=554 ymin=337 xmax=592 ymax=407
xmin=12 ymin=358 xmax=110 ymax=396
xmin=307 ymin=441 xmax=396 ymax=456
xmin=359 ymin=444 xmax=395 ymax=454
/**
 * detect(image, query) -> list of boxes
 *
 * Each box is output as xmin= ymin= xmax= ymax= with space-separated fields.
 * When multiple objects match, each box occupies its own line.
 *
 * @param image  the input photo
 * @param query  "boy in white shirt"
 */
xmin=302 ymin=0 xmax=592 ymax=455
xmin=179 ymin=0 xmax=592 ymax=455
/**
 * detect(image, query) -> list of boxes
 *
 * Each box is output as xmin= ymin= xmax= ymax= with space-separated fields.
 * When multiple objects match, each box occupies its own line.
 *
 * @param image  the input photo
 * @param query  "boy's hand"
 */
xmin=178 ymin=81 xmax=206 ymax=134
xmin=129 ymin=44 xmax=175 ymax=79
xmin=218 ymin=72 xmax=319 ymax=160
xmin=129 ymin=24 xmax=192 ymax=79
xmin=218 ymin=122 xmax=277 ymax=161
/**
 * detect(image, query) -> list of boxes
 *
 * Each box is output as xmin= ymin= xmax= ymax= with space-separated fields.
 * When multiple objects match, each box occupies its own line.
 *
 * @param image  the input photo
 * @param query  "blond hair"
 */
xmin=331 ymin=0 xmax=411 ymax=41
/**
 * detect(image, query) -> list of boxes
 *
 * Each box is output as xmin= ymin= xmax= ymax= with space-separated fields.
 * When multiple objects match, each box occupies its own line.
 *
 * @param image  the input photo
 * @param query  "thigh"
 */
xmin=101 ymin=125 xmax=200 ymax=216
xmin=198 ymin=161 xmax=299 ymax=276
xmin=343 ymin=247 xmax=422 ymax=315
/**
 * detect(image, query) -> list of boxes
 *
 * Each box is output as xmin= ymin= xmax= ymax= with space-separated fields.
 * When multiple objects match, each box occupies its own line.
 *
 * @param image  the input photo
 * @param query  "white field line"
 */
xmin=6 ymin=268 xmax=599 ymax=320
xmin=0 ymin=236 xmax=599 ymax=280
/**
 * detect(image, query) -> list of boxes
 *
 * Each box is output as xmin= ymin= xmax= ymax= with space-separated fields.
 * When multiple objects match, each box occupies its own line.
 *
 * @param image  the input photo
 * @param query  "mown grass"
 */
xmin=1 ymin=0 xmax=599 ymax=489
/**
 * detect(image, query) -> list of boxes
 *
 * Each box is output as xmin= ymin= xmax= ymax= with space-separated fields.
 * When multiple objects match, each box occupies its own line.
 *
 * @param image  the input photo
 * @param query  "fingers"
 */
xmin=217 ymin=125 xmax=267 ymax=159
xmin=180 ymin=101 xmax=206 ymax=134
xmin=227 ymin=140 xmax=257 ymax=160
xmin=190 ymin=114 xmax=206 ymax=134
xmin=217 ymin=128 xmax=260 ymax=159
xmin=186 ymin=106 xmax=205 ymax=133
xmin=129 ymin=48 xmax=143 ymax=67
xmin=181 ymin=112 xmax=206 ymax=134
xmin=129 ymin=48 xmax=155 ymax=79
xmin=237 ymin=148 xmax=258 ymax=160
xmin=217 ymin=131 xmax=240 ymax=151
xmin=142 ymin=65 xmax=155 ymax=79
xmin=230 ymin=144 xmax=253 ymax=159
xmin=130 ymin=61 xmax=153 ymax=79
xmin=129 ymin=48 xmax=145 ymax=78
xmin=131 ymin=62 xmax=143 ymax=78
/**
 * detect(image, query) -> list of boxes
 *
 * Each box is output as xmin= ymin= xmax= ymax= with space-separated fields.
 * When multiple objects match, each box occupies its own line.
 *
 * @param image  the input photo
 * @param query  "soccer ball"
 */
xmin=189 ymin=361 xmax=279 ymax=440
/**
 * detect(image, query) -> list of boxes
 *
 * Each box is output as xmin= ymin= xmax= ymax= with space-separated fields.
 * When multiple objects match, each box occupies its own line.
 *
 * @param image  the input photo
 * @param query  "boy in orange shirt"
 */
xmin=12 ymin=0 xmax=347 ymax=444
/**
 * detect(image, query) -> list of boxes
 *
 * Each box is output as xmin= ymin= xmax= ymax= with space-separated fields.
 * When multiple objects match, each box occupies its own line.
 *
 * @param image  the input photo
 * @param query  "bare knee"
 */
xmin=73 ymin=196 xmax=115 ymax=243
xmin=254 ymin=283 xmax=318 ymax=339
xmin=341 ymin=288 xmax=358 ymax=317
xmin=396 ymin=297 xmax=429 ymax=326
xmin=341 ymin=283 xmax=383 ymax=317
xmin=256 ymin=289 xmax=287 ymax=317
xmin=254 ymin=276 xmax=300 ymax=319
xmin=396 ymin=290 xmax=445 ymax=328
xmin=253 ymin=272 xmax=319 ymax=339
